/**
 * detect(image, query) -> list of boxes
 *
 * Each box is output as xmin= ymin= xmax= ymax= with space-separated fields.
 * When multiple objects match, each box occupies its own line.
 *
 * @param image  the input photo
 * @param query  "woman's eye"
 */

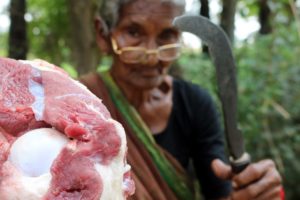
xmin=126 ymin=26 xmax=141 ymax=38
xmin=159 ymin=29 xmax=179 ymax=43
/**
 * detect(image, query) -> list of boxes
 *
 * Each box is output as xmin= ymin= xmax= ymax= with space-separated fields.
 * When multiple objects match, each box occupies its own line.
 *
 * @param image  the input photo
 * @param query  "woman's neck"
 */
xmin=109 ymin=70 xmax=172 ymax=109
xmin=109 ymin=67 xmax=173 ymax=134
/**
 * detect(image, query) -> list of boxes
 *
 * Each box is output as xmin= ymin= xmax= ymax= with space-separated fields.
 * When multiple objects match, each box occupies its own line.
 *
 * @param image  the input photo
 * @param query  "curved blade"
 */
xmin=173 ymin=15 xmax=245 ymax=161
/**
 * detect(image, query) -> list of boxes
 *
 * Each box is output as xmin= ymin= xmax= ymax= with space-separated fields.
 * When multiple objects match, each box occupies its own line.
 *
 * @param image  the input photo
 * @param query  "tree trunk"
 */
xmin=199 ymin=0 xmax=210 ymax=54
xmin=67 ymin=0 xmax=100 ymax=75
xmin=200 ymin=0 xmax=210 ymax=18
xmin=258 ymin=0 xmax=272 ymax=34
xmin=220 ymin=0 xmax=237 ymax=43
xmin=9 ymin=0 xmax=27 ymax=59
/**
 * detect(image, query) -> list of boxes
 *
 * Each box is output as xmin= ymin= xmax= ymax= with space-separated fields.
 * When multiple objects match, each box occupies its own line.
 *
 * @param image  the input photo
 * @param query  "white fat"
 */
xmin=20 ymin=173 xmax=52 ymax=198
xmin=8 ymin=128 xmax=68 ymax=177
xmin=122 ymin=164 xmax=132 ymax=191
xmin=108 ymin=119 xmax=127 ymax=155
xmin=85 ymin=103 xmax=107 ymax=120
xmin=55 ymin=93 xmax=89 ymax=100
xmin=73 ymin=78 xmax=93 ymax=91
xmin=28 ymin=78 xmax=45 ymax=121
xmin=0 ymin=163 xmax=52 ymax=200
xmin=18 ymin=61 xmax=46 ymax=121
xmin=97 ymin=119 xmax=128 ymax=200
xmin=19 ymin=60 xmax=57 ymax=73
xmin=95 ymin=162 xmax=129 ymax=200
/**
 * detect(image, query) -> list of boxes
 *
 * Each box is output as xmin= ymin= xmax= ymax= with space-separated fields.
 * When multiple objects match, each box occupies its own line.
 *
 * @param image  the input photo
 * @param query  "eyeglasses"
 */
xmin=111 ymin=38 xmax=181 ymax=64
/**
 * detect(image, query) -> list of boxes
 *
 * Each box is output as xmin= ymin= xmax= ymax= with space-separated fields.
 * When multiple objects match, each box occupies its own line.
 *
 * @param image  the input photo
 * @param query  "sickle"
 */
xmin=173 ymin=15 xmax=250 ymax=173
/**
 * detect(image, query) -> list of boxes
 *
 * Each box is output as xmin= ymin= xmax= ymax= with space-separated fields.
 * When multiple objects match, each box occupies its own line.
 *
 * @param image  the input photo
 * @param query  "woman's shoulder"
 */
xmin=79 ymin=72 xmax=100 ymax=86
xmin=171 ymin=78 xmax=218 ymax=125
xmin=172 ymin=78 xmax=213 ymax=104
xmin=79 ymin=72 xmax=107 ymax=99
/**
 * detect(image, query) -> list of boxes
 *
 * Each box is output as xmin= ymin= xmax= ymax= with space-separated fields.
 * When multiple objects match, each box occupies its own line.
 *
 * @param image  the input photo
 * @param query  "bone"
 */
xmin=8 ymin=128 xmax=69 ymax=177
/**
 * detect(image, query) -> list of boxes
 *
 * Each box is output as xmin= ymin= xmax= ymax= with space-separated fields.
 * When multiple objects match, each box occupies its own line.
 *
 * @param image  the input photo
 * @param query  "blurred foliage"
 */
xmin=0 ymin=32 xmax=8 ymax=56
xmin=178 ymin=20 xmax=300 ymax=200
xmin=236 ymin=22 xmax=300 ymax=200
xmin=0 ymin=2 xmax=9 ymax=57
xmin=26 ymin=0 xmax=70 ymax=64
xmin=25 ymin=0 xmax=78 ymax=76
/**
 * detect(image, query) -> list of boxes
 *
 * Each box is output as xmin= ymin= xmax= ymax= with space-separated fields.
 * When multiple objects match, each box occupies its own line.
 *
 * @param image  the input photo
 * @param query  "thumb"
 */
xmin=211 ymin=159 xmax=232 ymax=180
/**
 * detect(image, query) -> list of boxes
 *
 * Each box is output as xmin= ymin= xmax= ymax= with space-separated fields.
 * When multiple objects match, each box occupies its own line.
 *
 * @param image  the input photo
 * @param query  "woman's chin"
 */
xmin=129 ymin=76 xmax=164 ymax=90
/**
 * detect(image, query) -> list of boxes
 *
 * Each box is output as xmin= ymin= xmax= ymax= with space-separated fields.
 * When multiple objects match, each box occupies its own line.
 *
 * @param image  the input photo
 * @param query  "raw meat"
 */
xmin=0 ymin=58 xmax=135 ymax=200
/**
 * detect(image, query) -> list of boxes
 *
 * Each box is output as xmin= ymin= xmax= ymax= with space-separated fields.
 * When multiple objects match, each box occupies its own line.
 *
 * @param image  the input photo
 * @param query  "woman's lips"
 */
xmin=136 ymin=68 xmax=162 ymax=77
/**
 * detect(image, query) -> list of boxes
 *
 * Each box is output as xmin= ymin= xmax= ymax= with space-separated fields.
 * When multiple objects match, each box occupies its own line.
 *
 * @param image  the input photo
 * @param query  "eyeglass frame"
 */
xmin=111 ymin=37 xmax=182 ymax=63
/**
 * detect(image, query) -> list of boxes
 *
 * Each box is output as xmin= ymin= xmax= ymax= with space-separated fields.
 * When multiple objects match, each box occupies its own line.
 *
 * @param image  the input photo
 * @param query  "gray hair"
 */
xmin=98 ymin=0 xmax=186 ymax=35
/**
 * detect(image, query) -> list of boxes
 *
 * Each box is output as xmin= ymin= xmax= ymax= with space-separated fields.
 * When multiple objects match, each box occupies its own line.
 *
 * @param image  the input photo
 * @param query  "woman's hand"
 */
xmin=212 ymin=159 xmax=283 ymax=200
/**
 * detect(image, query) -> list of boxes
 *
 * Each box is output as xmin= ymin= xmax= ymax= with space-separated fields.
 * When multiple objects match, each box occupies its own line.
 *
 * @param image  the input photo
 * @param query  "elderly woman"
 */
xmin=80 ymin=0 xmax=283 ymax=199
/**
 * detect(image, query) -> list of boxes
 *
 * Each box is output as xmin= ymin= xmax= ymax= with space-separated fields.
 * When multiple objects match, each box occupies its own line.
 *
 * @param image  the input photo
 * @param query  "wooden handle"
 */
xmin=230 ymin=152 xmax=251 ymax=174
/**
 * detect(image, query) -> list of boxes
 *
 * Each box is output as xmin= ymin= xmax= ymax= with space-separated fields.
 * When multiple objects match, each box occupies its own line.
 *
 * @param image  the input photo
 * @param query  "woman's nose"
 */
xmin=142 ymin=41 xmax=159 ymax=66
xmin=143 ymin=52 xmax=159 ymax=66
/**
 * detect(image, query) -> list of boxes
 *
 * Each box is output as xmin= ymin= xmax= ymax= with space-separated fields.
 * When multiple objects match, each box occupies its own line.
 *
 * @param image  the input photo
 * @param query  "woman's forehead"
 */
xmin=117 ymin=13 xmax=176 ymax=31
xmin=121 ymin=0 xmax=184 ymax=18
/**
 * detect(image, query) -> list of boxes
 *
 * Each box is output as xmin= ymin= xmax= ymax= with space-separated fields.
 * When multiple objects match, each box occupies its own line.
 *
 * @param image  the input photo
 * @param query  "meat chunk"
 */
xmin=0 ymin=58 xmax=135 ymax=200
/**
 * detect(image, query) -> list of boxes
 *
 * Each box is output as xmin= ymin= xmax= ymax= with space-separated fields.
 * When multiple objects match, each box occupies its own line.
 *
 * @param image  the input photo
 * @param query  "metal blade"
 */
xmin=173 ymin=15 xmax=246 ymax=160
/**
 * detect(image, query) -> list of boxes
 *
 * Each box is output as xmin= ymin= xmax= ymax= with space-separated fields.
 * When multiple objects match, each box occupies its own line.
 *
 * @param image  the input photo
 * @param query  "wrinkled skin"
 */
xmin=95 ymin=0 xmax=283 ymax=199
xmin=212 ymin=159 xmax=282 ymax=200
xmin=96 ymin=0 xmax=183 ymax=134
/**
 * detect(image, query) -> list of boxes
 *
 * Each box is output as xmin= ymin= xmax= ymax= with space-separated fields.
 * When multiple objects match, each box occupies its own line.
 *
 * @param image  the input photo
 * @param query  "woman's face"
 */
xmin=110 ymin=0 xmax=184 ymax=89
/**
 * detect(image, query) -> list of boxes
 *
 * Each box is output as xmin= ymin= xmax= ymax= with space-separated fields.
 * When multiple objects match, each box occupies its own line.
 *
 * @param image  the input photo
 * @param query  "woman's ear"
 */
xmin=94 ymin=17 xmax=111 ymax=54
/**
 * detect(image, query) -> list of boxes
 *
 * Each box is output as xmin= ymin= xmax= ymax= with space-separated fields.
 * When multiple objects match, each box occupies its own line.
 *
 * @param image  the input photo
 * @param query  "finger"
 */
xmin=232 ymin=159 xmax=275 ymax=188
xmin=255 ymin=186 xmax=282 ymax=200
xmin=211 ymin=159 xmax=232 ymax=180
xmin=232 ymin=166 xmax=282 ymax=199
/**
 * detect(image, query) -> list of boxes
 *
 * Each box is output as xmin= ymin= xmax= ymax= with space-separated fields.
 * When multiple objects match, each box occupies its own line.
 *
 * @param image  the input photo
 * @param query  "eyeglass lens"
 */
xmin=120 ymin=46 xmax=181 ymax=63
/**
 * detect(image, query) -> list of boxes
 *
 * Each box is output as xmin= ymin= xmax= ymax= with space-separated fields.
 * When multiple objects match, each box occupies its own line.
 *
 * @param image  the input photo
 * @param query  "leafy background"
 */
xmin=178 ymin=20 xmax=300 ymax=199
xmin=1 ymin=0 xmax=300 ymax=199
